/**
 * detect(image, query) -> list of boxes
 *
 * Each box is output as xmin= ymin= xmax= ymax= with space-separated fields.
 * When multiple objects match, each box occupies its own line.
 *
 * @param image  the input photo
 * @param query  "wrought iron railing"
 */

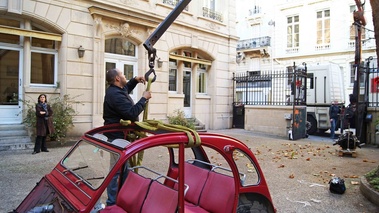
xmin=233 ymin=58 xmax=379 ymax=107
xmin=236 ymin=36 xmax=271 ymax=51
xmin=233 ymin=70 xmax=297 ymax=106
xmin=202 ymin=7 xmax=223 ymax=22
xmin=162 ymin=0 xmax=189 ymax=11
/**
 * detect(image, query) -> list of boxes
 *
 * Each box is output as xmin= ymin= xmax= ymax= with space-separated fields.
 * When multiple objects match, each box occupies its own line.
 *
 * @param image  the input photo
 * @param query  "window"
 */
xmin=30 ymin=36 xmax=58 ymax=86
xmin=202 ymin=0 xmax=223 ymax=22
xmin=0 ymin=19 xmax=20 ymax=44
xmin=233 ymin=149 xmax=259 ymax=186
xmin=169 ymin=49 xmax=211 ymax=96
xmin=316 ymin=10 xmax=330 ymax=45
xmin=287 ymin=15 xmax=299 ymax=48
xmin=350 ymin=61 xmax=365 ymax=87
xmin=307 ymin=73 xmax=314 ymax=89
xmin=105 ymin=38 xmax=136 ymax=56
xmin=197 ymin=65 xmax=206 ymax=93
xmin=62 ymin=140 xmax=115 ymax=189
xmin=30 ymin=51 xmax=56 ymax=85
xmin=169 ymin=68 xmax=177 ymax=91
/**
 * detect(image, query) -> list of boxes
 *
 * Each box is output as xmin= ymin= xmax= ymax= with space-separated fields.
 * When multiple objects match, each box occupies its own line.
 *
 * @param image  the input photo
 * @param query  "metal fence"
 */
xmin=233 ymin=68 xmax=306 ymax=106
xmin=233 ymin=58 xmax=379 ymax=107
xmin=364 ymin=57 xmax=379 ymax=107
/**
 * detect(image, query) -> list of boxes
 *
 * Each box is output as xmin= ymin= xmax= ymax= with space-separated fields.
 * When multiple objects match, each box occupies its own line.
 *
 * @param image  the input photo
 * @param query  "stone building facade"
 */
xmin=0 ymin=0 xmax=238 ymax=136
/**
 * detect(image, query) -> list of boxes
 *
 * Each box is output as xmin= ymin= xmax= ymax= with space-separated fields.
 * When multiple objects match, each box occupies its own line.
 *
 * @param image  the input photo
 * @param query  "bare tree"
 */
xmin=371 ymin=0 xmax=379 ymax=66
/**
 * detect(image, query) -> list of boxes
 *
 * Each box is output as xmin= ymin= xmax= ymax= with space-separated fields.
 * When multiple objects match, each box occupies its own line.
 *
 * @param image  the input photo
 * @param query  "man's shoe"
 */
xmin=41 ymin=150 xmax=49 ymax=152
xmin=32 ymin=151 xmax=40 ymax=154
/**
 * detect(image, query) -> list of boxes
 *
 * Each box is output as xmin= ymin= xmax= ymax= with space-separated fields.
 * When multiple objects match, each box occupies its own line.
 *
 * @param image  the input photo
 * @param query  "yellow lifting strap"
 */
xmin=120 ymin=119 xmax=201 ymax=172
xmin=120 ymin=119 xmax=201 ymax=148
xmin=119 ymin=75 xmax=201 ymax=172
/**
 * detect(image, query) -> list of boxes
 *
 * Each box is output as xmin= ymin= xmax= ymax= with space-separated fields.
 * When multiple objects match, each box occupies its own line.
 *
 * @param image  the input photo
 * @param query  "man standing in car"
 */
xmin=103 ymin=68 xmax=151 ymax=206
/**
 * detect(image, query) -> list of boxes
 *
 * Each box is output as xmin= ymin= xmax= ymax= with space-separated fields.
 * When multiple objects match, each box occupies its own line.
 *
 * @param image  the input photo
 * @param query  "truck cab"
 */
xmin=306 ymin=63 xmax=345 ymax=135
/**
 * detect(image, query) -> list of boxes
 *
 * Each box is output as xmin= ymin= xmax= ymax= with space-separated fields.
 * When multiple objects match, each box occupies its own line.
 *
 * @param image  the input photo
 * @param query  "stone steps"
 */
xmin=187 ymin=118 xmax=206 ymax=132
xmin=0 ymin=124 xmax=33 ymax=151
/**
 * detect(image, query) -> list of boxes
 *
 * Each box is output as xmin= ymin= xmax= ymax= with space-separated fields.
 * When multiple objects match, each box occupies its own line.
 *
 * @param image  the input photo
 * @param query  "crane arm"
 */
xmin=142 ymin=0 xmax=191 ymax=82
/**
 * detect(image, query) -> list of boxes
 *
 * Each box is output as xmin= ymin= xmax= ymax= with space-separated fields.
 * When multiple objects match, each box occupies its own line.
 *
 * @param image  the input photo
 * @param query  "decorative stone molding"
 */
xmin=119 ymin=0 xmax=138 ymax=6
xmin=119 ymin=23 xmax=133 ymax=37
xmin=103 ymin=22 xmax=139 ymax=38
xmin=205 ymin=22 xmax=220 ymax=31
xmin=94 ymin=16 xmax=103 ymax=36
xmin=7 ymin=0 xmax=22 ymax=14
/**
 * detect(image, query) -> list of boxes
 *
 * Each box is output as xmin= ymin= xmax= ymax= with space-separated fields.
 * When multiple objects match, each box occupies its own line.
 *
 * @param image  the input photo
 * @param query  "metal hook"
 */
xmin=145 ymin=68 xmax=157 ymax=83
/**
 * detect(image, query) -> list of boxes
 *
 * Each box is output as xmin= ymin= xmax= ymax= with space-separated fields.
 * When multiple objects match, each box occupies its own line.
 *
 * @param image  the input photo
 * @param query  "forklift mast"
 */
xmin=352 ymin=0 xmax=366 ymax=100
xmin=352 ymin=0 xmax=367 ymax=143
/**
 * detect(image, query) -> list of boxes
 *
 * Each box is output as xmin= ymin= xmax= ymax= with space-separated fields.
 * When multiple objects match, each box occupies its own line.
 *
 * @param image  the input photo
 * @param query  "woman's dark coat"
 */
xmin=35 ymin=103 xmax=55 ymax=136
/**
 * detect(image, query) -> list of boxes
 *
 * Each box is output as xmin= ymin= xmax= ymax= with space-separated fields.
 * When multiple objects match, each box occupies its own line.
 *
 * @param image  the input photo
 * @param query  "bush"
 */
xmin=366 ymin=166 xmax=379 ymax=192
xmin=167 ymin=109 xmax=195 ymax=130
xmin=21 ymin=94 xmax=80 ymax=141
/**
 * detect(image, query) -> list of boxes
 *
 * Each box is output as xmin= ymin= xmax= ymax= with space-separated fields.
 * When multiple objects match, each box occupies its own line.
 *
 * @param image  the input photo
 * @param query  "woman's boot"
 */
xmin=41 ymin=136 xmax=49 ymax=152
xmin=33 ymin=136 xmax=42 ymax=154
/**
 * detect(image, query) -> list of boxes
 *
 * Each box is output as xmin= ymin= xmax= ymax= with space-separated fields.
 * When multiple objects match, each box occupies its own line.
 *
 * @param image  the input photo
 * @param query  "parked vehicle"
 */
xmin=14 ymin=122 xmax=276 ymax=213
xmin=305 ymin=63 xmax=345 ymax=135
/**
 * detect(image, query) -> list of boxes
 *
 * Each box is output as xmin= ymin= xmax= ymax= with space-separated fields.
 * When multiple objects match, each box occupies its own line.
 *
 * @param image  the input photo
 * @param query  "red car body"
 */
xmin=15 ymin=123 xmax=275 ymax=213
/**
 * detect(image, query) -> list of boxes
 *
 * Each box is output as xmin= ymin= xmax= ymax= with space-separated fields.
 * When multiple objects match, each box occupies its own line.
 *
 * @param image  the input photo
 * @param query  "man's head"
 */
xmin=106 ymin=68 xmax=127 ymax=88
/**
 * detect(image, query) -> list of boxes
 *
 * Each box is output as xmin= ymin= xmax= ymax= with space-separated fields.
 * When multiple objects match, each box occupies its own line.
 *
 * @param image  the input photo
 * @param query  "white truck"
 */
xmin=305 ymin=63 xmax=345 ymax=135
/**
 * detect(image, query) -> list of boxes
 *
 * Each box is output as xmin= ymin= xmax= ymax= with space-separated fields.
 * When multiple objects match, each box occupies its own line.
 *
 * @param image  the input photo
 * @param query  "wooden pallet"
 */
xmin=337 ymin=149 xmax=357 ymax=158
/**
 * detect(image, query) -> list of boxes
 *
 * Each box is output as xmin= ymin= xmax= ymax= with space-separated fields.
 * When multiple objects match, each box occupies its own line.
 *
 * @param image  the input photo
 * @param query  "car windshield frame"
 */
xmin=61 ymin=139 xmax=119 ymax=189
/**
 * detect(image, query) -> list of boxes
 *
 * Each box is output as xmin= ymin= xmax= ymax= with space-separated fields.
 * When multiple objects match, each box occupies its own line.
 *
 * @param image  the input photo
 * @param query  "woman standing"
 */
xmin=33 ymin=94 xmax=55 ymax=154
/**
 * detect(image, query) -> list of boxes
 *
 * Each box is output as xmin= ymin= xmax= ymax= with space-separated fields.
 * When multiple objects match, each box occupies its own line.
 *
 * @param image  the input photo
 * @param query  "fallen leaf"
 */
xmin=289 ymin=174 xmax=295 ymax=179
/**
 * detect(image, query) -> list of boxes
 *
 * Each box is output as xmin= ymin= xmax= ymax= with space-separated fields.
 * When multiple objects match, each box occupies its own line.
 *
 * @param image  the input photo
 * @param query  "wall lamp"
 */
xmin=78 ymin=45 xmax=85 ymax=58
xmin=157 ymin=58 xmax=163 ymax=68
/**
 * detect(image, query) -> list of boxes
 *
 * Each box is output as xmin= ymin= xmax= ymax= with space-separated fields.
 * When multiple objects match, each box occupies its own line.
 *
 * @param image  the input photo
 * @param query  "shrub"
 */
xmin=167 ymin=109 xmax=195 ymax=130
xmin=366 ymin=166 xmax=379 ymax=192
xmin=21 ymin=94 xmax=80 ymax=141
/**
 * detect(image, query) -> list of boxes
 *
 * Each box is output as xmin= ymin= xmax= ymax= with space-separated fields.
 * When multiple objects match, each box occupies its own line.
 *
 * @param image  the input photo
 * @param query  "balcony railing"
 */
xmin=285 ymin=48 xmax=299 ymax=54
xmin=315 ymin=44 xmax=330 ymax=51
xmin=163 ymin=0 xmax=189 ymax=11
xmin=202 ymin=7 xmax=223 ymax=22
xmin=236 ymin=36 xmax=271 ymax=51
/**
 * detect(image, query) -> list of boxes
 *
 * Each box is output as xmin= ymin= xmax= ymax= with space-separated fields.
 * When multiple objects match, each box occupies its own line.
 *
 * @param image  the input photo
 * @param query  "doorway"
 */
xmin=0 ymin=48 xmax=22 ymax=124
xmin=105 ymin=59 xmax=138 ymax=102
xmin=183 ymin=70 xmax=192 ymax=118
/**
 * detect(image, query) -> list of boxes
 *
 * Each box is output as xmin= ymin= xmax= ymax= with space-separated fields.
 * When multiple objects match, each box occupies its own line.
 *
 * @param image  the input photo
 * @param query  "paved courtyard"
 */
xmin=1 ymin=129 xmax=378 ymax=213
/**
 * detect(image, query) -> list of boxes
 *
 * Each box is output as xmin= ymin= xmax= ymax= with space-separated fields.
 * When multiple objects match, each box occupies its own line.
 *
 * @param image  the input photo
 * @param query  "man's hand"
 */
xmin=143 ymin=91 xmax=152 ymax=100
xmin=135 ymin=76 xmax=146 ymax=84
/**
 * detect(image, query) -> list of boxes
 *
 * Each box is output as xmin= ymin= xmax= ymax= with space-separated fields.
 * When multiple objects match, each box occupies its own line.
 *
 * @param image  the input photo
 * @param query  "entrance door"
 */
xmin=105 ymin=59 xmax=137 ymax=101
xmin=183 ymin=70 xmax=192 ymax=118
xmin=0 ymin=48 xmax=22 ymax=124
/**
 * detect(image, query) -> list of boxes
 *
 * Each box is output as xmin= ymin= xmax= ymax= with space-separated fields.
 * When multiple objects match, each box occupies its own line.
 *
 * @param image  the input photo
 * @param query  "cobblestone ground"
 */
xmin=1 ymin=129 xmax=379 ymax=213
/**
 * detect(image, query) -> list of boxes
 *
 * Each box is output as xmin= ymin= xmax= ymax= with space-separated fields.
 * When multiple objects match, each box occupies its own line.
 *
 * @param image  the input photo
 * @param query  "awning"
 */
xmin=169 ymin=54 xmax=212 ymax=65
xmin=0 ymin=25 xmax=62 ymax=41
